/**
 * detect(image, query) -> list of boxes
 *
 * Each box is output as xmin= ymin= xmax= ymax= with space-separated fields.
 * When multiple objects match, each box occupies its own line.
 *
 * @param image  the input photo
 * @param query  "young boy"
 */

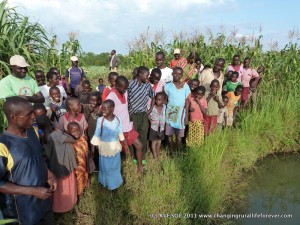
xmin=96 ymin=78 xmax=106 ymax=94
xmin=249 ymin=65 xmax=265 ymax=105
xmin=226 ymin=85 xmax=244 ymax=126
xmin=78 ymin=80 xmax=92 ymax=104
xmin=49 ymin=86 xmax=67 ymax=123
xmin=35 ymin=70 xmax=45 ymax=86
xmin=204 ymin=79 xmax=223 ymax=135
xmin=151 ymin=51 xmax=173 ymax=83
xmin=127 ymin=66 xmax=155 ymax=164
xmin=165 ymin=67 xmax=190 ymax=155
xmin=189 ymin=78 xmax=200 ymax=92
xmin=102 ymin=72 xmax=119 ymax=101
xmin=106 ymin=76 xmax=144 ymax=172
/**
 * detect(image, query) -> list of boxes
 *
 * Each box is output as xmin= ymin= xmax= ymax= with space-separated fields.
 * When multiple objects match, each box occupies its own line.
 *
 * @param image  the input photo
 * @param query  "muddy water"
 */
xmin=236 ymin=153 xmax=300 ymax=225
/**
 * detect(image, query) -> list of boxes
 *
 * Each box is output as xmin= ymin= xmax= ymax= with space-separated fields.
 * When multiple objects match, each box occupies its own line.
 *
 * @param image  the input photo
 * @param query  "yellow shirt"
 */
xmin=199 ymin=68 xmax=224 ymax=95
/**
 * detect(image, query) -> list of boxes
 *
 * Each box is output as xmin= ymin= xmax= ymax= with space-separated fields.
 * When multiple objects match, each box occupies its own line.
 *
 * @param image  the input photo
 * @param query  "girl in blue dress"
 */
xmin=91 ymin=100 xmax=130 ymax=190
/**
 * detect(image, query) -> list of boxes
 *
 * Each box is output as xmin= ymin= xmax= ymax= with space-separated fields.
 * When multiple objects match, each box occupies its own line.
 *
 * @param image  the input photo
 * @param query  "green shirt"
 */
xmin=224 ymin=81 xmax=242 ymax=92
xmin=0 ymin=74 xmax=40 ymax=99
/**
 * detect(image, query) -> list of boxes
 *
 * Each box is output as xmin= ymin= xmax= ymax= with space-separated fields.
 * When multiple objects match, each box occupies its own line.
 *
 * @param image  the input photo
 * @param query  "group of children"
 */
xmin=30 ymin=53 xmax=265 ymax=218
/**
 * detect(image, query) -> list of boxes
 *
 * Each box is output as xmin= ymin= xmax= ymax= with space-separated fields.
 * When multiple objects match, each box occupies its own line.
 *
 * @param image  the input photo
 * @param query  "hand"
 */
xmin=32 ymin=187 xmax=52 ymax=199
xmin=213 ymin=95 xmax=219 ymax=102
xmin=47 ymin=173 xmax=57 ymax=191
xmin=147 ymin=109 xmax=152 ymax=115
xmin=184 ymin=116 xmax=189 ymax=126
xmin=51 ymin=105 xmax=56 ymax=112
xmin=18 ymin=95 xmax=29 ymax=100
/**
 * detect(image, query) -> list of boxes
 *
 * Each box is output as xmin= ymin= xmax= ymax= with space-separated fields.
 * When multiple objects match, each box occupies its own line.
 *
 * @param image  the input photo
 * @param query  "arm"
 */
xmin=21 ymin=91 xmax=45 ymax=103
xmin=147 ymin=97 xmax=155 ymax=115
xmin=184 ymin=98 xmax=189 ymax=125
xmin=195 ymin=99 xmax=208 ymax=115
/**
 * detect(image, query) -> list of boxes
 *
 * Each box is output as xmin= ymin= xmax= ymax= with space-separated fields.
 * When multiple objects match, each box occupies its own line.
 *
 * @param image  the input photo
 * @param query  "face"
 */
xmin=174 ymin=54 xmax=180 ymax=60
xmin=35 ymin=73 xmax=45 ymax=86
xmin=172 ymin=68 xmax=183 ymax=82
xmin=196 ymin=64 xmax=201 ymax=70
xmin=49 ymin=89 xmax=61 ymax=103
xmin=99 ymin=79 xmax=103 ymax=85
xmin=111 ymin=50 xmax=115 ymax=55
xmin=82 ymin=83 xmax=91 ymax=93
xmin=33 ymin=108 xmax=46 ymax=118
xmin=210 ymin=82 xmax=220 ymax=93
xmin=115 ymin=82 xmax=128 ymax=94
xmin=49 ymin=74 xmax=59 ymax=86
xmin=244 ymin=59 xmax=250 ymax=68
xmin=231 ymin=74 xmax=238 ymax=82
xmin=195 ymin=91 xmax=205 ymax=99
xmin=68 ymin=125 xmax=81 ymax=139
xmin=11 ymin=65 xmax=28 ymax=78
xmin=101 ymin=103 xmax=114 ymax=118
xmin=226 ymin=71 xmax=233 ymax=80
xmin=109 ymin=75 xmax=117 ymax=87
xmin=72 ymin=61 xmax=78 ymax=67
xmin=189 ymin=81 xmax=199 ymax=91
xmin=235 ymin=88 xmax=243 ymax=96
xmin=223 ymin=98 xmax=229 ymax=106
xmin=155 ymin=95 xmax=164 ymax=106
xmin=139 ymin=70 xmax=149 ymax=83
xmin=89 ymin=96 xmax=99 ymax=108
xmin=13 ymin=104 xmax=35 ymax=129
xmin=257 ymin=66 xmax=265 ymax=74
xmin=232 ymin=56 xmax=240 ymax=65
xmin=69 ymin=100 xmax=81 ymax=113
xmin=213 ymin=61 xmax=225 ymax=73
xmin=155 ymin=54 xmax=165 ymax=68
xmin=149 ymin=72 xmax=161 ymax=85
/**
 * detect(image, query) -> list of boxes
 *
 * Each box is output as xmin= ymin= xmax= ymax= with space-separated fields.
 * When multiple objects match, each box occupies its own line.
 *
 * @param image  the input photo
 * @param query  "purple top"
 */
xmin=65 ymin=67 xmax=85 ymax=88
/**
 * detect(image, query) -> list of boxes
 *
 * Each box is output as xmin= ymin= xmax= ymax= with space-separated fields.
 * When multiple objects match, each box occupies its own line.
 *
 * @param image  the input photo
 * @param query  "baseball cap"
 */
xmin=9 ymin=55 xmax=30 ymax=67
xmin=174 ymin=49 xmax=181 ymax=54
xmin=70 ymin=56 xmax=78 ymax=61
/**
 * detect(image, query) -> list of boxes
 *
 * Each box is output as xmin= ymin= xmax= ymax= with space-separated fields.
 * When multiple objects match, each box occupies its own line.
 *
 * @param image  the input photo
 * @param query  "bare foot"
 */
xmin=138 ymin=165 xmax=144 ymax=173
xmin=74 ymin=205 xmax=88 ymax=218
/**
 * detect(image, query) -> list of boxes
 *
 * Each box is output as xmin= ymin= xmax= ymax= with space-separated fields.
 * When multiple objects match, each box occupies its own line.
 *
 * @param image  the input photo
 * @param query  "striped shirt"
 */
xmin=128 ymin=79 xmax=155 ymax=114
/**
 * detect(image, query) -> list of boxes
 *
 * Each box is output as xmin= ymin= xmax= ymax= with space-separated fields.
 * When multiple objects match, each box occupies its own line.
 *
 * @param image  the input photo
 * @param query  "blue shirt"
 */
xmin=65 ymin=67 xmax=85 ymax=88
xmin=0 ymin=127 xmax=51 ymax=225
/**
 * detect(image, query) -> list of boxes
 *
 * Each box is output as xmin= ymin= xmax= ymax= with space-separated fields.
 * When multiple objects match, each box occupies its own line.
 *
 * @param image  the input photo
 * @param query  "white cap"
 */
xmin=174 ymin=49 xmax=180 ymax=54
xmin=9 ymin=55 xmax=30 ymax=67
xmin=70 ymin=56 xmax=78 ymax=61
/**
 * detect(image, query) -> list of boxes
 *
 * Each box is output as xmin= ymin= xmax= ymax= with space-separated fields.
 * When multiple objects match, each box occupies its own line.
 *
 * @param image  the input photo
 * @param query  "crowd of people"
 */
xmin=0 ymin=51 xmax=265 ymax=224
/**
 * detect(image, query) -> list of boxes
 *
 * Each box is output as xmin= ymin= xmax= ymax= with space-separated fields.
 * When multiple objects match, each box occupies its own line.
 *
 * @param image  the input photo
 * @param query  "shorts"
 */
xmin=241 ymin=87 xmax=250 ymax=101
xmin=148 ymin=128 xmax=165 ymax=141
xmin=123 ymin=128 xmax=139 ymax=146
xmin=165 ymin=123 xmax=185 ymax=138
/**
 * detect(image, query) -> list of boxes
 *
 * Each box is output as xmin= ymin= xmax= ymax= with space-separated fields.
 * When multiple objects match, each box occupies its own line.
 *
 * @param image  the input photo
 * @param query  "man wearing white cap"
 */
xmin=65 ymin=56 xmax=85 ymax=97
xmin=0 ymin=55 xmax=45 ymax=103
xmin=169 ymin=49 xmax=187 ymax=69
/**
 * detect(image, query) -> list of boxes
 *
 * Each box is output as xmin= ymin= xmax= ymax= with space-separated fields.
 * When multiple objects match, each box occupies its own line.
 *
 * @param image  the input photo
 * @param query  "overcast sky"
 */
xmin=8 ymin=0 xmax=300 ymax=55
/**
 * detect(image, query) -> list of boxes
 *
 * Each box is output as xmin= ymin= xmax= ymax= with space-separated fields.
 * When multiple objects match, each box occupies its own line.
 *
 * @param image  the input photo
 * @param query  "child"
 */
xmin=148 ymin=92 xmax=166 ymax=159
xmin=186 ymin=86 xmax=207 ymax=147
xmin=223 ymin=71 xmax=242 ymax=93
xmin=193 ymin=58 xmax=204 ymax=79
xmin=96 ymin=78 xmax=106 ymax=94
xmin=204 ymin=79 xmax=223 ymax=135
xmin=57 ymin=97 xmax=88 ymax=136
xmin=165 ymin=67 xmax=191 ymax=155
xmin=241 ymin=58 xmax=260 ymax=108
xmin=148 ymin=68 xmax=164 ymax=109
xmin=35 ymin=70 xmax=45 ymax=86
xmin=75 ymin=77 xmax=87 ymax=97
xmin=226 ymin=54 xmax=243 ymax=82
xmin=91 ymin=100 xmax=130 ymax=190
xmin=249 ymin=65 xmax=265 ymax=105
xmin=36 ymin=116 xmax=78 ymax=215
xmin=78 ymin=80 xmax=92 ymax=104
xmin=225 ymin=85 xmax=244 ymax=126
xmin=67 ymin=122 xmax=89 ymax=199
xmin=127 ymin=66 xmax=155 ymax=164
xmin=107 ymin=76 xmax=144 ymax=172
xmin=33 ymin=103 xmax=47 ymax=142
xmin=49 ymin=86 xmax=67 ymax=123
xmin=152 ymin=51 xmax=173 ymax=83
xmin=217 ymin=95 xmax=229 ymax=129
xmin=102 ymin=72 xmax=119 ymax=101
xmin=189 ymin=78 xmax=200 ymax=92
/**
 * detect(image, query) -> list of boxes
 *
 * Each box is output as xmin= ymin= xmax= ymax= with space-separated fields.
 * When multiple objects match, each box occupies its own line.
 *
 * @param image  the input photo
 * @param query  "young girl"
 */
xmin=223 ymin=71 xmax=242 ymax=93
xmin=217 ymin=95 xmax=229 ymax=129
xmin=204 ymin=79 xmax=223 ymax=135
xmin=226 ymin=85 xmax=244 ymax=126
xmin=148 ymin=92 xmax=166 ymax=159
xmin=148 ymin=68 xmax=164 ymax=109
xmin=101 ymin=72 xmax=119 ymax=101
xmin=165 ymin=67 xmax=191 ymax=155
xmin=78 ymin=80 xmax=92 ymax=104
xmin=57 ymin=97 xmax=88 ymax=136
xmin=91 ymin=100 xmax=130 ymax=190
xmin=226 ymin=54 xmax=243 ymax=82
xmin=186 ymin=86 xmax=207 ymax=147
xmin=49 ymin=86 xmax=67 ymax=124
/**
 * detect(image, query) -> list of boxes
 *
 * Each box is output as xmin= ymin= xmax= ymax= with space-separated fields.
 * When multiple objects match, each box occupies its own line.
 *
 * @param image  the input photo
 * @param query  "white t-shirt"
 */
xmin=150 ymin=67 xmax=173 ymax=83
xmin=39 ymin=84 xmax=67 ymax=107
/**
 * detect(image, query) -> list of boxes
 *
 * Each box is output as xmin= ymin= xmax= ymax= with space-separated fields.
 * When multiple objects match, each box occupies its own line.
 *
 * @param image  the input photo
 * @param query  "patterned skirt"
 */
xmin=186 ymin=120 xmax=204 ymax=147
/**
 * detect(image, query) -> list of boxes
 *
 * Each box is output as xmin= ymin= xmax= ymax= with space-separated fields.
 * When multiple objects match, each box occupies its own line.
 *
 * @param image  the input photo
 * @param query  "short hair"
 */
xmin=222 ymin=95 xmax=229 ymax=100
xmin=244 ymin=57 xmax=251 ymax=61
xmin=67 ymin=121 xmax=80 ymax=130
xmin=172 ymin=66 xmax=183 ymax=73
xmin=203 ymin=64 xmax=211 ymax=70
xmin=155 ymin=51 xmax=165 ymax=58
xmin=150 ymin=68 xmax=162 ymax=76
xmin=49 ymin=67 xmax=59 ymax=72
xmin=102 ymin=99 xmax=115 ymax=108
xmin=108 ymin=72 xmax=119 ymax=80
xmin=65 ymin=97 xmax=79 ymax=110
xmin=82 ymin=80 xmax=90 ymax=86
xmin=35 ymin=70 xmax=44 ymax=75
xmin=3 ymin=96 xmax=31 ymax=118
xmin=235 ymin=85 xmax=244 ymax=91
xmin=111 ymin=50 xmax=116 ymax=54
xmin=232 ymin=71 xmax=239 ymax=78
xmin=33 ymin=103 xmax=46 ymax=112
xmin=194 ymin=86 xmax=206 ymax=93
xmin=233 ymin=54 xmax=240 ymax=59
xmin=155 ymin=92 xmax=166 ymax=99
xmin=116 ymin=76 xmax=129 ymax=86
xmin=88 ymin=91 xmax=101 ymax=100
xmin=98 ymin=78 xmax=103 ymax=82
xmin=195 ymin=58 xmax=202 ymax=63
xmin=215 ymin=58 xmax=225 ymax=64
xmin=137 ymin=66 xmax=149 ymax=75
xmin=190 ymin=78 xmax=200 ymax=85
xmin=46 ymin=71 xmax=58 ymax=81
xmin=49 ymin=86 xmax=60 ymax=93
xmin=210 ymin=79 xmax=220 ymax=86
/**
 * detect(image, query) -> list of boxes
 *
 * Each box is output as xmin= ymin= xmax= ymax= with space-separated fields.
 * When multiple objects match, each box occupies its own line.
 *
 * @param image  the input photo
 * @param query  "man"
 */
xmin=199 ymin=58 xmax=225 ymax=95
xmin=0 ymin=96 xmax=57 ymax=225
xmin=65 ymin=56 xmax=85 ymax=97
xmin=169 ymin=48 xmax=187 ymax=68
xmin=0 ymin=55 xmax=45 ymax=103
xmin=109 ymin=50 xmax=120 ymax=72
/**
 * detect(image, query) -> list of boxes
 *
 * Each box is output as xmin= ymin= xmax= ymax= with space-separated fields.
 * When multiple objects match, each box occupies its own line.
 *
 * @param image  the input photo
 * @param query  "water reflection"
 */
xmin=236 ymin=153 xmax=300 ymax=225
